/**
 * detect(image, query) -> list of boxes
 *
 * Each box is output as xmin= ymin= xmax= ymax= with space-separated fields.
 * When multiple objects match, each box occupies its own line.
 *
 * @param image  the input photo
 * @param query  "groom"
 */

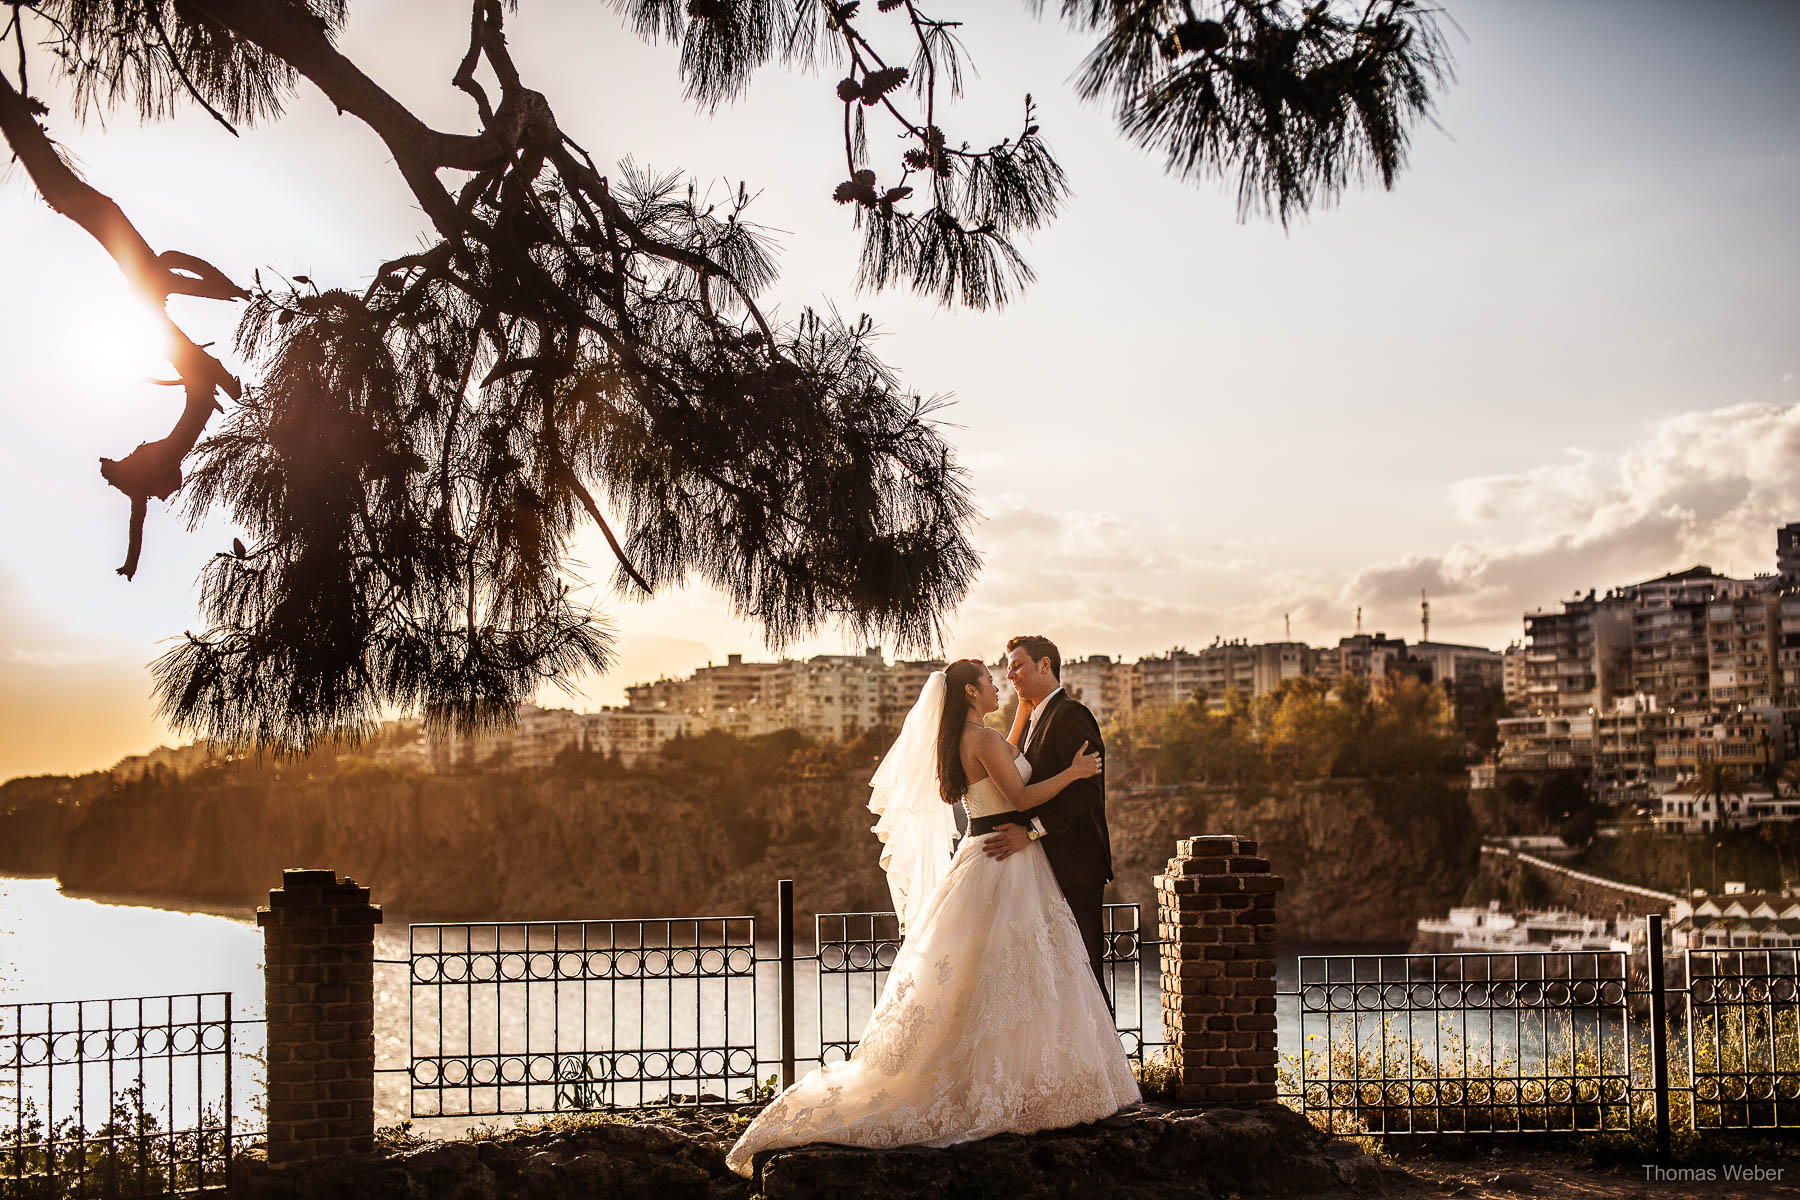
xmin=975 ymin=635 xmax=1113 ymax=996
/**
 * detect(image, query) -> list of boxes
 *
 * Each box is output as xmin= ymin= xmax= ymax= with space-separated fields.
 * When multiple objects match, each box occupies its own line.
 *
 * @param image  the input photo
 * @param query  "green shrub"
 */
xmin=0 ymin=1087 xmax=229 ymax=1199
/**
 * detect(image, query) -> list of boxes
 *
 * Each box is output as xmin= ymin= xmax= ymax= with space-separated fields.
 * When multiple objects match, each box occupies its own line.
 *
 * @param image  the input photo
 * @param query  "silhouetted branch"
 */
xmin=564 ymin=471 xmax=653 ymax=596
xmin=0 ymin=67 xmax=242 ymax=578
xmin=5 ymin=0 xmax=1453 ymax=748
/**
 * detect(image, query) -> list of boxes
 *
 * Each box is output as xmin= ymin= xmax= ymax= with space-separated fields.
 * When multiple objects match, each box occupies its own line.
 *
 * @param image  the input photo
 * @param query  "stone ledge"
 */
xmin=227 ymin=1103 xmax=1406 ymax=1200
xmin=755 ymin=1102 xmax=1402 ymax=1200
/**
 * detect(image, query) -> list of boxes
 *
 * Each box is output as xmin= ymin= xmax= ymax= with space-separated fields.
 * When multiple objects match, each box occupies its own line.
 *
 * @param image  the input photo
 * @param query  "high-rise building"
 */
xmin=1501 ymin=642 xmax=1528 ymax=705
xmin=1522 ymin=593 xmax=1633 ymax=716
xmin=1778 ymin=593 xmax=1800 ymax=707
xmin=1061 ymin=654 xmax=1135 ymax=727
xmin=1780 ymin=522 xmax=1800 ymax=587
xmin=1631 ymin=598 xmax=1712 ymax=711
xmin=1707 ymin=594 xmax=1779 ymax=708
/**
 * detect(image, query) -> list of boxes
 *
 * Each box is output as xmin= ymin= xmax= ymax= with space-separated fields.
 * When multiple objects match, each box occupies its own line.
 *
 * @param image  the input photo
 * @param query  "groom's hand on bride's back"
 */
xmin=981 ymin=824 xmax=1032 ymax=861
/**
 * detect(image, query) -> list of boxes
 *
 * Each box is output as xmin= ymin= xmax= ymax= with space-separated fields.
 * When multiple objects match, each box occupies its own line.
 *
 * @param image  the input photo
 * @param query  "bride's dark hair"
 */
xmin=936 ymin=659 xmax=988 ymax=806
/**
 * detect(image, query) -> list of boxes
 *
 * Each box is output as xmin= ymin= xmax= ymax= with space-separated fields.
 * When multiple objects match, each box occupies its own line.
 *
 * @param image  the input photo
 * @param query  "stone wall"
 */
xmin=1470 ymin=844 xmax=1678 ymax=917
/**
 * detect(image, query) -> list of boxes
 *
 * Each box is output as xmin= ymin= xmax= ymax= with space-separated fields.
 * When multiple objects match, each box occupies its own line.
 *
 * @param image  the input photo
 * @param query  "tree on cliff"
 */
xmin=1109 ymin=674 xmax=1462 ymax=786
xmin=0 ymin=1 xmax=1454 ymax=751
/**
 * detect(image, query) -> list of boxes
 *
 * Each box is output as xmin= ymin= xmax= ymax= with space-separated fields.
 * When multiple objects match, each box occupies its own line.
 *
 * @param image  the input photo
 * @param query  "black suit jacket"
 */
xmin=1021 ymin=690 xmax=1113 ymax=887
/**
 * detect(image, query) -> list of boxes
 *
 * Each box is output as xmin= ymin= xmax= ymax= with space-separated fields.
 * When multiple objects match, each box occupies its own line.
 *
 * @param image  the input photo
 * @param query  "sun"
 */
xmin=66 ymin=287 xmax=176 ymax=392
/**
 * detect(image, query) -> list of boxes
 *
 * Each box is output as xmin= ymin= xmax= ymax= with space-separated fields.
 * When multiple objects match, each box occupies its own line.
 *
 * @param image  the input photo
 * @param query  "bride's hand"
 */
xmin=1070 ymin=741 xmax=1102 ymax=779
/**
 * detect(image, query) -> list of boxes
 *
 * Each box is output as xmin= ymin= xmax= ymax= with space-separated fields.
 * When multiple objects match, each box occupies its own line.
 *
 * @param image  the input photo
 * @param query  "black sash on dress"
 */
xmin=964 ymin=811 xmax=1029 ymax=836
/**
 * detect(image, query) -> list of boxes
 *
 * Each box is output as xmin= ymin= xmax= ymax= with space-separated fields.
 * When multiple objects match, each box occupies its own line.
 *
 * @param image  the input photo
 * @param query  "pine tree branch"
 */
xmin=563 ymin=470 xmax=653 ymax=596
xmin=0 ymin=68 xmax=243 ymax=579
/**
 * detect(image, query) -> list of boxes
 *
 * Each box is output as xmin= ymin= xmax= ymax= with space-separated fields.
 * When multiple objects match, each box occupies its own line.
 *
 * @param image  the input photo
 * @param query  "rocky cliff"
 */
xmin=0 ymin=771 xmax=109 ymax=876
xmin=1107 ymin=776 xmax=1480 ymax=943
xmin=18 ymin=766 xmax=1478 ymax=943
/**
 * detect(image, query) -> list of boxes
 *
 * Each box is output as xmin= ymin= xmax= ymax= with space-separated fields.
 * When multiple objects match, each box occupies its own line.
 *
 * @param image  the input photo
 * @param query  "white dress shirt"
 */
xmin=1022 ymin=686 xmax=1064 ymax=837
xmin=1024 ymin=686 xmax=1063 ymax=750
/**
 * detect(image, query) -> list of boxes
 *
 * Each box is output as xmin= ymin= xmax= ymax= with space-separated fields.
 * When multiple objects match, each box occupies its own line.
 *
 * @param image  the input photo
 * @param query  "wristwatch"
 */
xmin=1027 ymin=829 xmax=1043 ymax=841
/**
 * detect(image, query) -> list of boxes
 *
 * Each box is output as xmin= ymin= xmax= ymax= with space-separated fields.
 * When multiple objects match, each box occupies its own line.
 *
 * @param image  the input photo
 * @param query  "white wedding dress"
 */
xmin=725 ymin=752 xmax=1140 ymax=1176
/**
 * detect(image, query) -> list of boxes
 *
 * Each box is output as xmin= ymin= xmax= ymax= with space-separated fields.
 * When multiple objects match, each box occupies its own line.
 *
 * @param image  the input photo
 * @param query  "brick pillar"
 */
xmin=258 ymin=868 xmax=382 ymax=1163
xmin=1156 ymin=835 xmax=1283 ymax=1103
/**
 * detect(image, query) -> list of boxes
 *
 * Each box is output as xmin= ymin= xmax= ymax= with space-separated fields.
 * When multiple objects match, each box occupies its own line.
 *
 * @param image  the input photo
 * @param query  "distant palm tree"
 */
xmin=1695 ymin=759 xmax=1745 ymax=820
xmin=1780 ymin=759 xmax=1800 ymax=799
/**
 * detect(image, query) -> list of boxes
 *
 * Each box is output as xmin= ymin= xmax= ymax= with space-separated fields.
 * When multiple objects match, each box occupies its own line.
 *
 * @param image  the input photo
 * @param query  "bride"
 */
xmin=725 ymin=658 xmax=1139 ymax=1176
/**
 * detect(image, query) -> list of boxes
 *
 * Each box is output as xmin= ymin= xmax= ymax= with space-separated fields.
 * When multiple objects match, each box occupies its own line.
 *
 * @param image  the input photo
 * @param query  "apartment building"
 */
xmin=757 ymin=652 xmax=886 ymax=743
xmin=1707 ymin=593 xmax=1779 ymax=707
xmin=1623 ymin=565 xmax=1751 ymax=609
xmin=1651 ymin=709 xmax=1776 ymax=786
xmin=1131 ymin=649 xmax=1211 ymax=710
xmin=1496 ymin=713 xmax=1595 ymax=774
xmin=583 ymin=709 xmax=697 ymax=763
xmin=1501 ymin=642 xmax=1528 ymax=706
xmin=1410 ymin=641 xmax=1505 ymax=688
xmin=1522 ymin=593 xmax=1633 ymax=716
xmin=1330 ymin=633 xmax=1414 ymax=689
xmin=881 ymin=659 xmax=946 ymax=728
xmin=1127 ymin=640 xmax=1316 ymax=713
xmin=1592 ymin=698 xmax=1668 ymax=797
xmin=1631 ymin=598 xmax=1712 ymax=711
xmin=1061 ymin=654 xmax=1135 ymax=727
xmin=1780 ymin=593 xmax=1800 ymax=707
xmin=1781 ymin=522 xmax=1800 ymax=587
xmin=1252 ymin=642 xmax=1314 ymax=695
xmin=1192 ymin=641 xmax=1259 ymax=704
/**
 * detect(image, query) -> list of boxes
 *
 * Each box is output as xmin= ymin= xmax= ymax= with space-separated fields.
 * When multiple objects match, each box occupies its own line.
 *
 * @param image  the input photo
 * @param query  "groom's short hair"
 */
xmin=1006 ymin=635 xmax=1061 ymax=680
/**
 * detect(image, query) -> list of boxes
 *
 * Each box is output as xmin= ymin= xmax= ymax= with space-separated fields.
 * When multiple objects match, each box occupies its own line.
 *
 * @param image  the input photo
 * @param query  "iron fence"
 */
xmin=1686 ymin=947 xmax=1800 ymax=1130
xmin=397 ymin=887 xmax=1800 ymax=1152
xmin=1277 ymin=948 xmax=1635 ymax=1136
xmin=403 ymin=916 xmax=758 ymax=1116
xmin=1271 ymin=914 xmax=1800 ymax=1151
xmin=401 ymin=882 xmax=1165 ymax=1118
xmin=0 ymin=993 xmax=261 ymax=1199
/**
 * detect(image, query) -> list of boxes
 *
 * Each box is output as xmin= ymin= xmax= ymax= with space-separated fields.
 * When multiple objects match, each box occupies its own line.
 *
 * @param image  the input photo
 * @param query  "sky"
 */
xmin=1 ymin=0 xmax=1797 ymax=780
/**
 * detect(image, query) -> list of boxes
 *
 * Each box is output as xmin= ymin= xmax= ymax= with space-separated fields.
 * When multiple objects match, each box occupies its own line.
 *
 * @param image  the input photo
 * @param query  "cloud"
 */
xmin=1336 ymin=402 xmax=1800 ymax=639
xmin=956 ymin=402 xmax=1800 ymax=659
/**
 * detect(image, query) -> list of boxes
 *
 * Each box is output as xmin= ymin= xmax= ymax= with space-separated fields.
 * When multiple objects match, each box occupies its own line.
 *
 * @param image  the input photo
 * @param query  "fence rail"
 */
xmin=1 ymin=992 xmax=259 ymax=1198
xmin=403 ymin=891 xmax=1168 ymax=1118
xmin=401 ymin=886 xmax=1800 ymax=1150
xmin=14 ymin=882 xmax=1800 ymax=1200
xmin=404 ymin=917 xmax=759 ymax=1116
xmin=1686 ymin=946 xmax=1800 ymax=1130
xmin=1279 ymin=948 xmax=1636 ymax=1136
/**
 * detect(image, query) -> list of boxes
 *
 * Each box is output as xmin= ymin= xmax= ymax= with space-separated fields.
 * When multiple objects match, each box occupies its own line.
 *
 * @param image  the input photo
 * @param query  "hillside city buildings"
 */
xmin=1488 ymin=522 xmax=1800 ymax=826
xmin=411 ymin=623 xmax=1508 ymax=772
xmin=109 ymin=520 xmax=1800 ymax=819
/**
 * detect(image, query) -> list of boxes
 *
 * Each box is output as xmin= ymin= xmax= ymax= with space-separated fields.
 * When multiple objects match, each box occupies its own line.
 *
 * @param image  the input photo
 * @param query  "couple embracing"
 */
xmin=726 ymin=635 xmax=1139 ymax=1175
